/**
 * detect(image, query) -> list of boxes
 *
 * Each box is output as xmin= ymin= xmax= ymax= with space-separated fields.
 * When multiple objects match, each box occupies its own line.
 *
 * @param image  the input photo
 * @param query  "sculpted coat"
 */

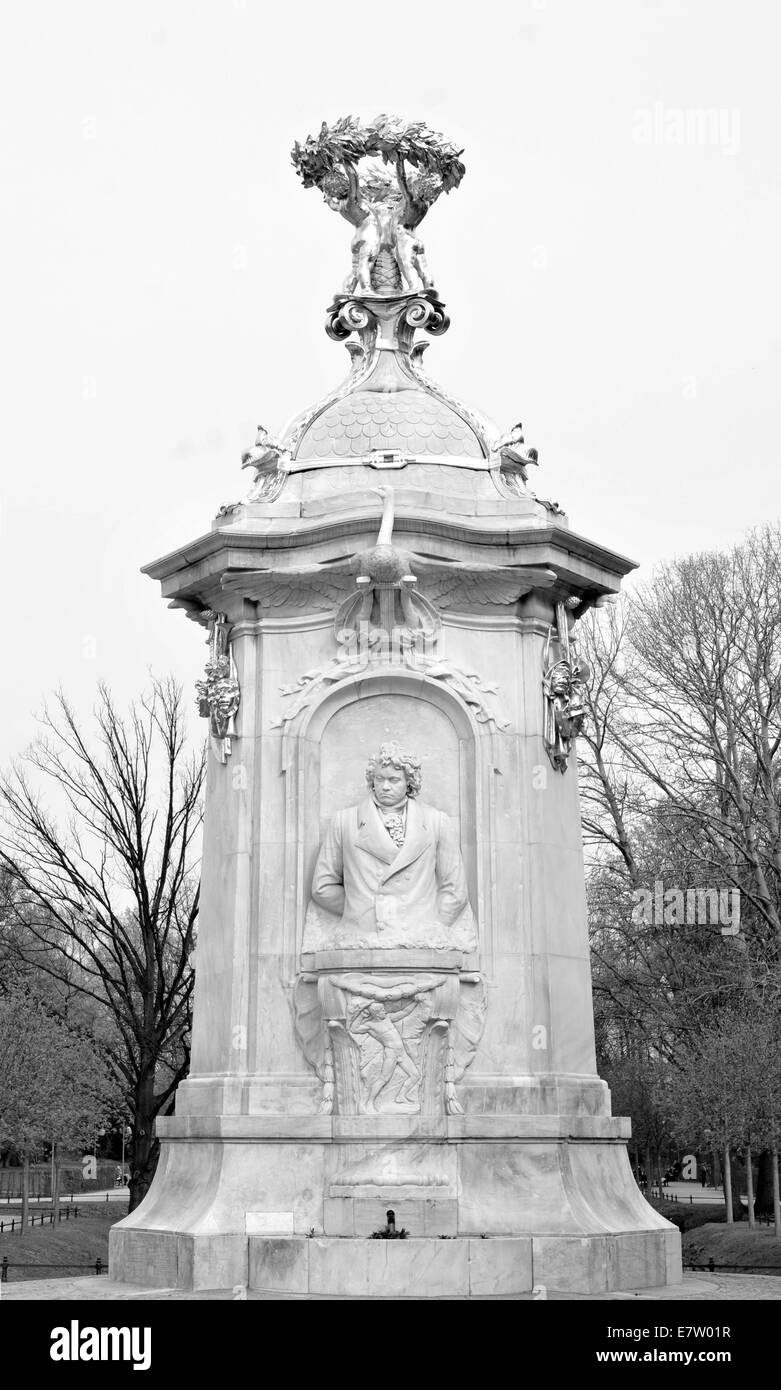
xmin=303 ymin=796 xmax=477 ymax=951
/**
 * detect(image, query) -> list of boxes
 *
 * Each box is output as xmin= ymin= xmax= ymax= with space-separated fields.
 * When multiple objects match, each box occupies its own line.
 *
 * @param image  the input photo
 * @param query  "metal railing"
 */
xmin=1 ymin=1255 xmax=106 ymax=1280
xmin=0 ymin=1206 xmax=81 ymax=1233
xmin=685 ymin=1260 xmax=781 ymax=1273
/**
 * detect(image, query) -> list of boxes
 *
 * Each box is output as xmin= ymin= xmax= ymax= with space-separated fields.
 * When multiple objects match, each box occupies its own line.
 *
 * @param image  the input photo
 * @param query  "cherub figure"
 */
xmin=324 ymin=165 xmax=385 ymax=296
xmin=323 ymin=160 xmax=437 ymax=296
xmin=292 ymin=116 xmax=465 ymax=297
xmin=391 ymin=159 xmax=437 ymax=293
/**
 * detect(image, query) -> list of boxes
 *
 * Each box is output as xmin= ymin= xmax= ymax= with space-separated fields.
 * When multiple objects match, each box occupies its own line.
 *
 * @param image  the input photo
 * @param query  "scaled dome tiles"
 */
xmin=294 ymin=388 xmax=485 ymax=462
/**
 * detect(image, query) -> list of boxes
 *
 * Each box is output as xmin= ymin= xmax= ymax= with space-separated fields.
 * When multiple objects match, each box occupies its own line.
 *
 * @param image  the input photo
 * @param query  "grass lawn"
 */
xmin=646 ymin=1198 xmax=781 ymax=1274
xmin=648 ymin=1197 xmax=727 ymax=1232
xmin=0 ymin=1201 xmax=129 ymax=1282
xmin=682 ymin=1221 xmax=781 ymax=1275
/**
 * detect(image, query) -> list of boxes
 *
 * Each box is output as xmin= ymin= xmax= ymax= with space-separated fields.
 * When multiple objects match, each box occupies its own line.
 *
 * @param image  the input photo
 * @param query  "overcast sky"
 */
xmin=1 ymin=0 xmax=779 ymax=766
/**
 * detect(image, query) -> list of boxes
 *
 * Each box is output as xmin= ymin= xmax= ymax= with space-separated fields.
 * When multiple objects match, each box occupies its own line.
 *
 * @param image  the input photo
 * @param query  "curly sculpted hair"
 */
xmin=365 ymin=742 xmax=422 ymax=798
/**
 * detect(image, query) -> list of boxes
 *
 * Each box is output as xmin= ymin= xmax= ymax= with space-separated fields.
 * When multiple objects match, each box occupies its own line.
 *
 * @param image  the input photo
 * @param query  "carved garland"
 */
xmin=196 ymin=611 xmax=241 ymax=763
xmin=542 ymin=600 xmax=590 ymax=773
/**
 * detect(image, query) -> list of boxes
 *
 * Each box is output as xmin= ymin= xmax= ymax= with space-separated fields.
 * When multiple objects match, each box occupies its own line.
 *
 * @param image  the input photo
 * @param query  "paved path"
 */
xmin=564 ymin=1273 xmax=781 ymax=1300
xmin=0 ymin=1188 xmax=129 ymax=1208
xmin=648 ymin=1181 xmax=725 ymax=1206
xmin=3 ymin=1272 xmax=781 ymax=1301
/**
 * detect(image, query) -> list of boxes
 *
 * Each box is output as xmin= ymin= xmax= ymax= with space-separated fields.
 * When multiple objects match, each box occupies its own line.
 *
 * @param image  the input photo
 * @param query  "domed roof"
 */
xmin=283 ymin=298 xmax=494 ymax=472
xmin=234 ymin=285 xmax=548 ymax=521
xmin=294 ymin=384 xmax=485 ymax=462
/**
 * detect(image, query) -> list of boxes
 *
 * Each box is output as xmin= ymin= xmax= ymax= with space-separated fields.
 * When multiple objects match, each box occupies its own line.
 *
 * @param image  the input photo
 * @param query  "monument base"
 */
xmin=110 ymin=1230 xmax=680 ymax=1299
xmin=246 ymin=1230 xmax=681 ymax=1298
xmin=109 ymin=1116 xmax=682 ymax=1296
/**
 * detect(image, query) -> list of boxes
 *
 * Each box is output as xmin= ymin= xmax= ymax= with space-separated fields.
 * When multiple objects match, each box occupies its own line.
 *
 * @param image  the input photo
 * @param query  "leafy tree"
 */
xmin=603 ymin=1052 xmax=677 ymax=1190
xmin=665 ymin=1002 xmax=772 ymax=1222
xmin=745 ymin=985 xmax=781 ymax=1234
xmin=0 ymin=985 xmax=117 ymax=1229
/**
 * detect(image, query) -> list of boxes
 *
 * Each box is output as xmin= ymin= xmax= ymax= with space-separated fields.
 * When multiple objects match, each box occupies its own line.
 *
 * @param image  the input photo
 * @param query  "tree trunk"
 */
xmin=730 ymin=1151 xmax=745 ymax=1221
xmin=755 ymin=1149 xmax=775 ymax=1216
xmin=128 ymin=1068 xmax=159 ymax=1213
xmin=746 ymin=1144 xmax=755 ymax=1228
xmin=723 ymin=1148 xmax=734 ymax=1223
xmin=52 ymin=1150 xmax=60 ymax=1223
xmin=21 ymin=1154 xmax=30 ymax=1232
xmin=767 ymin=1145 xmax=772 ymax=1245
xmin=711 ymin=1149 xmax=721 ymax=1189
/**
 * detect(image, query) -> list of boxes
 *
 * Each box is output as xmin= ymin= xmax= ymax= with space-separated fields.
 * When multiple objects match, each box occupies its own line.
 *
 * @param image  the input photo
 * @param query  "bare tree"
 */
xmin=580 ymin=601 xmax=743 ymax=1061
xmin=0 ymin=678 xmax=204 ymax=1210
xmin=579 ymin=598 xmax=644 ymax=887
xmin=613 ymin=530 xmax=781 ymax=949
xmin=579 ymin=526 xmax=781 ymax=1214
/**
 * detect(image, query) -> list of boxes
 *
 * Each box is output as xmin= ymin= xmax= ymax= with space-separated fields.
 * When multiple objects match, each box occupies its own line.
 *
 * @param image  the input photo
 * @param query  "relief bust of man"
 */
xmin=303 ymin=742 xmax=477 ymax=952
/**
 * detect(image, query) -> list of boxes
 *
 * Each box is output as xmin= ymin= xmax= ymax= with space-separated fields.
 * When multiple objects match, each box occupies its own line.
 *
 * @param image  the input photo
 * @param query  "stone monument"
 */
xmin=110 ymin=115 xmax=681 ymax=1296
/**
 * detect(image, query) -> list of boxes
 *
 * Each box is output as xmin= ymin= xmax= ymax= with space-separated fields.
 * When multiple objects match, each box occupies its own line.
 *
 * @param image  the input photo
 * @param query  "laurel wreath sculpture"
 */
xmin=291 ymin=114 xmax=466 ymax=210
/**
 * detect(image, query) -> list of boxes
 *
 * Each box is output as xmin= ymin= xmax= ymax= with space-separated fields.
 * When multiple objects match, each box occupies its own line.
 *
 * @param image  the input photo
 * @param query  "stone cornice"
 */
xmin=156 ymin=1114 xmax=631 ymax=1141
xmin=143 ymin=520 xmax=637 ymax=600
xmin=230 ymin=614 xmax=333 ymax=639
xmin=442 ymin=614 xmax=551 ymax=636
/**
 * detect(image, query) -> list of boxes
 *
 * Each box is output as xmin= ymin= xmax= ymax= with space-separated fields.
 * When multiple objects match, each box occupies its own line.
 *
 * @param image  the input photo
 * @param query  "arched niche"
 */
xmin=281 ymin=668 xmax=491 ymax=969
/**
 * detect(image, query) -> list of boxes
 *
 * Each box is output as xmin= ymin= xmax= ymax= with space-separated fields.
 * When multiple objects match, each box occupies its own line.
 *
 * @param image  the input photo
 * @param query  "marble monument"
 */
xmin=110 ymin=116 xmax=681 ymax=1296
